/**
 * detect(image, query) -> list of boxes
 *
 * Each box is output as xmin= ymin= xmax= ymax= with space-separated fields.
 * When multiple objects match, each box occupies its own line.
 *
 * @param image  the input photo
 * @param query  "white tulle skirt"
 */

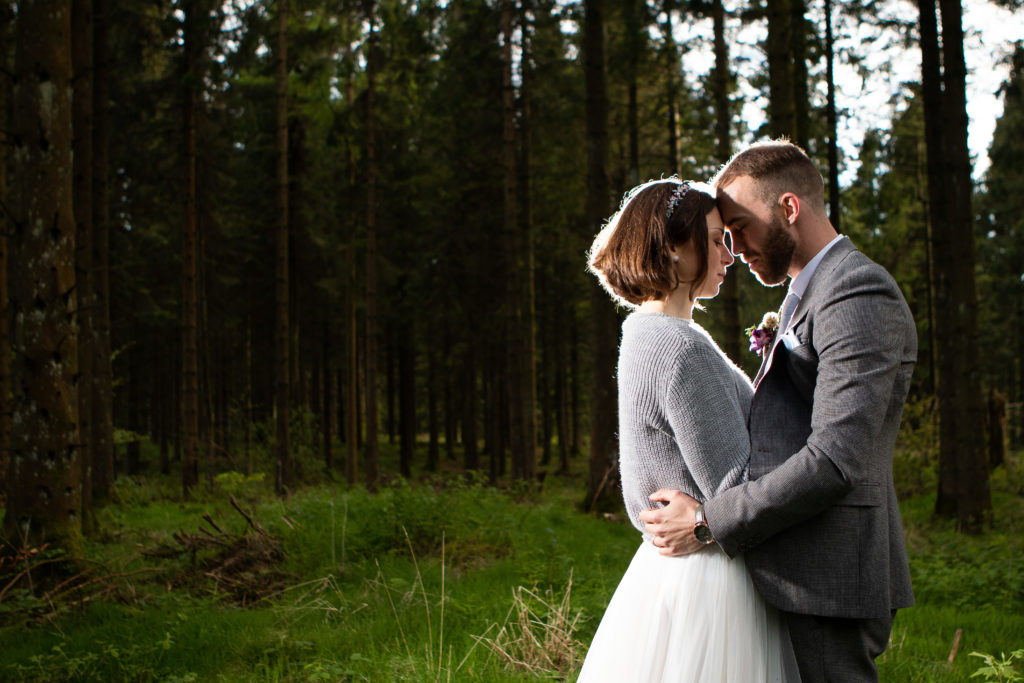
xmin=577 ymin=540 xmax=787 ymax=683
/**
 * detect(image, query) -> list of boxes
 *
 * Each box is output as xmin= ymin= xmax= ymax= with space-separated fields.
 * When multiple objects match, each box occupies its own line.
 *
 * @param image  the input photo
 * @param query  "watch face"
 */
xmin=695 ymin=524 xmax=713 ymax=544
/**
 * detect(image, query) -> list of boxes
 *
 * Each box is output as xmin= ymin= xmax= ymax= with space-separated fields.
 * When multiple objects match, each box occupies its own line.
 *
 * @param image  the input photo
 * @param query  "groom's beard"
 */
xmin=748 ymin=213 xmax=796 ymax=286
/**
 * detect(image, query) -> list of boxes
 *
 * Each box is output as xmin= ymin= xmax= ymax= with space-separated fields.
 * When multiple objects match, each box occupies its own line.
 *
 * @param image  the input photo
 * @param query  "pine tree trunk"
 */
xmin=556 ymin=330 xmax=571 ymax=474
xmin=72 ymin=0 xmax=95 ymax=531
xmin=711 ymin=0 xmax=741 ymax=362
xmin=386 ymin=341 xmax=396 ymax=445
xmin=363 ymin=0 xmax=381 ymax=491
xmin=584 ymin=0 xmax=619 ymax=511
xmin=663 ymin=0 xmax=678 ymax=174
xmin=486 ymin=366 xmax=504 ymax=484
xmin=4 ymin=0 xmax=85 ymax=557
xmin=343 ymin=50 xmax=359 ymax=484
xmin=274 ymin=0 xmax=291 ymax=495
xmin=181 ymin=0 xmax=201 ymax=498
xmin=443 ymin=333 xmax=457 ymax=462
xmin=539 ymin=349 xmax=552 ymax=467
xmin=345 ymin=245 xmax=358 ymax=483
xmin=159 ymin=353 xmax=171 ymax=474
xmin=427 ymin=349 xmax=439 ymax=471
xmin=934 ymin=0 xmax=991 ymax=531
xmin=90 ymin=0 xmax=115 ymax=505
xmin=625 ymin=0 xmax=640 ymax=185
xmin=462 ymin=348 xmax=479 ymax=471
xmin=201 ymin=251 xmax=215 ymax=485
xmin=322 ymin=323 xmax=334 ymax=471
xmin=0 ymin=3 xmax=14 ymax=496
xmin=824 ymin=0 xmax=841 ymax=229
xmin=501 ymin=0 xmax=527 ymax=482
xmin=398 ymin=323 xmax=415 ymax=479
xmin=570 ymin=312 xmax=581 ymax=456
xmin=520 ymin=0 xmax=538 ymax=481
xmin=245 ymin=306 xmax=254 ymax=475
xmin=766 ymin=0 xmax=796 ymax=139
xmin=127 ymin=349 xmax=142 ymax=475
xmin=790 ymin=0 xmax=809 ymax=149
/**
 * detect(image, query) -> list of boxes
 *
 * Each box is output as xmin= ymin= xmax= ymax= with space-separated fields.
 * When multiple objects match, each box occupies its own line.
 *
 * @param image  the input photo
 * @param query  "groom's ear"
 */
xmin=778 ymin=192 xmax=801 ymax=225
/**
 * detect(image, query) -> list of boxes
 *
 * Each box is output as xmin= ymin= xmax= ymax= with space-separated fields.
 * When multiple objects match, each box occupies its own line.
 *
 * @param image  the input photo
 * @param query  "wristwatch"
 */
xmin=694 ymin=504 xmax=715 ymax=545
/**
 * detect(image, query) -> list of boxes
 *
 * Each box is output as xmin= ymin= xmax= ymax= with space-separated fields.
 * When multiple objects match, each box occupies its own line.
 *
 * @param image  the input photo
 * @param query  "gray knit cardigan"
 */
xmin=616 ymin=312 xmax=754 ymax=539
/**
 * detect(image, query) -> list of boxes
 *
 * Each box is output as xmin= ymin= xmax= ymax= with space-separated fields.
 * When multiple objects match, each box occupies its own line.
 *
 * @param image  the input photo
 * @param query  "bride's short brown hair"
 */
xmin=588 ymin=179 xmax=717 ymax=307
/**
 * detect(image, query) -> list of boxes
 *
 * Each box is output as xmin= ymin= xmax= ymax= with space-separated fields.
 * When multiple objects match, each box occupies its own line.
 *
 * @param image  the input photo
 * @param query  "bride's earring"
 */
xmin=672 ymin=255 xmax=680 ymax=262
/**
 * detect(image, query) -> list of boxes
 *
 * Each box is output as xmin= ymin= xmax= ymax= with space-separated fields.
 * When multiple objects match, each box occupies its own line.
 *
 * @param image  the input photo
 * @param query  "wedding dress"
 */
xmin=576 ymin=541 xmax=785 ymax=682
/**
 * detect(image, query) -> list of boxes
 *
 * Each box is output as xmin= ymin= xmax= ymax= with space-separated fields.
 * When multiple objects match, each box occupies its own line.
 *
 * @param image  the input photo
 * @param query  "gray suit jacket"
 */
xmin=704 ymin=237 xmax=916 ymax=619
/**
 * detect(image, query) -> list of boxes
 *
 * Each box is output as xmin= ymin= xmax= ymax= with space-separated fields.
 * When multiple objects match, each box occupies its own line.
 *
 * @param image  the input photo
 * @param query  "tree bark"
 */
xmin=625 ymin=0 xmax=640 ymax=186
xmin=919 ymin=0 xmax=992 ymax=531
xmin=711 ymin=0 xmax=741 ymax=362
xmin=274 ymin=0 xmax=291 ymax=496
xmin=766 ymin=0 xmax=796 ymax=140
xmin=72 ymin=0 xmax=95 ymax=532
xmin=181 ymin=0 xmax=202 ymax=498
xmin=461 ymin=349 xmax=479 ymax=471
xmin=0 ymin=3 xmax=14 ymax=495
xmin=90 ymin=0 xmax=115 ymax=505
xmin=398 ymin=323 xmax=415 ymax=479
xmin=343 ymin=45 xmax=359 ymax=485
xmin=584 ymin=0 xmax=619 ymax=511
xmin=663 ymin=0 xmax=678 ymax=174
xmin=363 ymin=0 xmax=381 ymax=491
xmin=501 ymin=0 xmax=527 ymax=482
xmin=4 ymin=0 xmax=85 ymax=557
xmin=790 ymin=0 xmax=809 ymax=149
xmin=427 ymin=348 xmax=439 ymax=471
xmin=322 ymin=322 xmax=334 ymax=472
xmin=824 ymin=0 xmax=841 ymax=229
xmin=520 ymin=0 xmax=538 ymax=481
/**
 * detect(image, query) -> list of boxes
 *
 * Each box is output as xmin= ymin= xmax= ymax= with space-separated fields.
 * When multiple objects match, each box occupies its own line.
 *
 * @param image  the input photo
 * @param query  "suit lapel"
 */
xmin=753 ymin=237 xmax=856 ymax=390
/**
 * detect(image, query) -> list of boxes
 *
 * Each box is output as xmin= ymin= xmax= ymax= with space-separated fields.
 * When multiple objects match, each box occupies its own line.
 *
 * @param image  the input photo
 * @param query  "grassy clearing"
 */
xmin=2 ymin=446 xmax=1023 ymax=681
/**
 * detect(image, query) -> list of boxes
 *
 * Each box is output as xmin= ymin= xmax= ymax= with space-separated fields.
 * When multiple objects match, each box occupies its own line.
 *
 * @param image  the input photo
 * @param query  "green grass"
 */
xmin=2 ymin=447 xmax=1024 ymax=681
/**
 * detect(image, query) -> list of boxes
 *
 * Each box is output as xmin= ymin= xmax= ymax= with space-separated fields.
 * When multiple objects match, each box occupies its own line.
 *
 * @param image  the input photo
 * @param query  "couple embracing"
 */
xmin=577 ymin=141 xmax=916 ymax=683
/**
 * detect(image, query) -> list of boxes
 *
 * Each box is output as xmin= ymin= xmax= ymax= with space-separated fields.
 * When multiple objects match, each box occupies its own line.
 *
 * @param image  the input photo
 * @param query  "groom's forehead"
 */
xmin=717 ymin=177 xmax=767 ymax=222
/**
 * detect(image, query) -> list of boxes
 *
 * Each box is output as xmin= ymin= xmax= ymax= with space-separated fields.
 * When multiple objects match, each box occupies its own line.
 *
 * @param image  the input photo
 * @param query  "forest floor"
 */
xmin=1 ymin=443 xmax=1023 ymax=682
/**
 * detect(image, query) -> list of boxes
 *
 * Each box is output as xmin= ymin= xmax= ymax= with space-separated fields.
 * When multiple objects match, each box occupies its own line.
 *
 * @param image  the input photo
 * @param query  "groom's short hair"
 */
xmin=713 ymin=140 xmax=826 ymax=212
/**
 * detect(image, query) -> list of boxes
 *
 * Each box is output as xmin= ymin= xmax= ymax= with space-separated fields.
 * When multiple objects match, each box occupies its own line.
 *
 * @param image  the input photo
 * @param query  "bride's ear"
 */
xmin=665 ymin=245 xmax=682 ymax=263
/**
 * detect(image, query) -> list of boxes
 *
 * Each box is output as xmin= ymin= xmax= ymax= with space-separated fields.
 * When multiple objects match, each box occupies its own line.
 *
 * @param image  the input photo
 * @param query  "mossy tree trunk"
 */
xmin=4 ymin=0 xmax=85 ymax=558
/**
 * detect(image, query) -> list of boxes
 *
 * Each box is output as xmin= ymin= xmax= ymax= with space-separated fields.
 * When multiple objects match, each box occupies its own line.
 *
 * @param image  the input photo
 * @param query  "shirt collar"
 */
xmin=789 ymin=234 xmax=844 ymax=299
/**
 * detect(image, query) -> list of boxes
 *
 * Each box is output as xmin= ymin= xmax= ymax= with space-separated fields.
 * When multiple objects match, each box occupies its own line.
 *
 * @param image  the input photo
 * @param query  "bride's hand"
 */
xmin=638 ymin=489 xmax=703 ymax=557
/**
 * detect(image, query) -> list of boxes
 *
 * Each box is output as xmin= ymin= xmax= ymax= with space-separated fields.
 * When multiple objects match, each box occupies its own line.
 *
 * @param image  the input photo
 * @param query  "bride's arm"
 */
xmin=639 ymin=340 xmax=750 ymax=555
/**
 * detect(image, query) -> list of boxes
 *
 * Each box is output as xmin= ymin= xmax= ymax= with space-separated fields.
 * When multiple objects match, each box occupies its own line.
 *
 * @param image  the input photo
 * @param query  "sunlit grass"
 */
xmin=2 ymin=445 xmax=1022 ymax=681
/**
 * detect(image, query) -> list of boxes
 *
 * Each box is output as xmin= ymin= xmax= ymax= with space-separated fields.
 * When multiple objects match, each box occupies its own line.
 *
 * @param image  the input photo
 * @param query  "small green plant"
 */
xmin=214 ymin=470 xmax=269 ymax=500
xmin=970 ymin=649 xmax=1024 ymax=682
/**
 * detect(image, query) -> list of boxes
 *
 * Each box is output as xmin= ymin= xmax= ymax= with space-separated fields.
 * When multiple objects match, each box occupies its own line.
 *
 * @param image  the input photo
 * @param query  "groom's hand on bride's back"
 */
xmin=639 ymin=489 xmax=702 ymax=556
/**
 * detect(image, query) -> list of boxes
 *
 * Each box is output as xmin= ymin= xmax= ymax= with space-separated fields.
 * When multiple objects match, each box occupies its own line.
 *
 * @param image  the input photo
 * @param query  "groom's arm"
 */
xmin=650 ymin=262 xmax=910 ymax=557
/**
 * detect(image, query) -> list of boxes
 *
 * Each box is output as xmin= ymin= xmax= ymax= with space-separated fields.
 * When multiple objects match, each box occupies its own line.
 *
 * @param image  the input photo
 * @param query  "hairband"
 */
xmin=665 ymin=182 xmax=689 ymax=220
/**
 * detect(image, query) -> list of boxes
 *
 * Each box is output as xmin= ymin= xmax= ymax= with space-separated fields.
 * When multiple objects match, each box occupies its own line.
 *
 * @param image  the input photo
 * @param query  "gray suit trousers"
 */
xmin=782 ymin=609 xmax=897 ymax=683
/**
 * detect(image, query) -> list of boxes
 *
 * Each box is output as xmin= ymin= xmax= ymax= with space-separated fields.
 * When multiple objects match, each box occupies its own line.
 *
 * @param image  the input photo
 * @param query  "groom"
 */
xmin=639 ymin=140 xmax=916 ymax=682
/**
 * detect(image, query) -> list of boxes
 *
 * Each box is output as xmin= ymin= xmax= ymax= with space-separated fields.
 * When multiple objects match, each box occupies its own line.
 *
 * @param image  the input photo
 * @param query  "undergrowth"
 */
xmin=1 ymin=443 xmax=1023 ymax=681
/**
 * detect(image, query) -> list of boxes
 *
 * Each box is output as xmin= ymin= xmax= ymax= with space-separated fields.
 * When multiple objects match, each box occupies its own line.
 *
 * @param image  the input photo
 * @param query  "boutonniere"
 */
xmin=745 ymin=312 xmax=780 ymax=357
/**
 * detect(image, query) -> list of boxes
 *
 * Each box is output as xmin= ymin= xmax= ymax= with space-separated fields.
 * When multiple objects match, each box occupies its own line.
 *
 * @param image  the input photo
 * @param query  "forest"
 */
xmin=2 ymin=0 xmax=1024 ymax=680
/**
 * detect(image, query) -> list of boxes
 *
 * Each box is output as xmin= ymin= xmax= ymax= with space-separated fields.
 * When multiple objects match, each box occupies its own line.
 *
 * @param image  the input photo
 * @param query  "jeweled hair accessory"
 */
xmin=665 ymin=182 xmax=689 ymax=219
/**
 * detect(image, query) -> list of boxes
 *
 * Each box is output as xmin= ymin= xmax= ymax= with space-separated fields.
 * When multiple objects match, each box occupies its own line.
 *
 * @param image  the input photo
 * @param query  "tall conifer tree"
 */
xmin=5 ymin=0 xmax=84 ymax=557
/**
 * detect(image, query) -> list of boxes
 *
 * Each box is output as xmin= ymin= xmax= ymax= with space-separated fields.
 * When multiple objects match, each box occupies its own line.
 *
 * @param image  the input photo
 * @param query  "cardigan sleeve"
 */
xmin=662 ymin=338 xmax=752 ymax=502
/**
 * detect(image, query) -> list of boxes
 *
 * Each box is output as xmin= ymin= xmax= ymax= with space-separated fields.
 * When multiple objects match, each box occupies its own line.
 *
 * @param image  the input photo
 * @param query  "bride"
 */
xmin=578 ymin=179 xmax=787 ymax=682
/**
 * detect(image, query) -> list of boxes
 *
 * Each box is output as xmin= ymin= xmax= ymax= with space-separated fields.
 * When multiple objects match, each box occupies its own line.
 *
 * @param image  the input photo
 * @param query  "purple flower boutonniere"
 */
xmin=745 ymin=312 xmax=780 ymax=357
